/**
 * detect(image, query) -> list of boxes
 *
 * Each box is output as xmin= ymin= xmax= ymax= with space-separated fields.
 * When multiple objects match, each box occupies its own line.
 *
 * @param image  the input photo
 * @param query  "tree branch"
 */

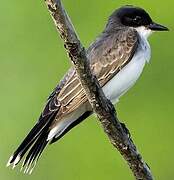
xmin=45 ymin=0 xmax=153 ymax=179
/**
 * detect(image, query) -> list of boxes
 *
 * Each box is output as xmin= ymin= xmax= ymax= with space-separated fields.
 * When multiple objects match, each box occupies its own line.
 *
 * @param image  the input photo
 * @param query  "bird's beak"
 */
xmin=148 ymin=22 xmax=169 ymax=31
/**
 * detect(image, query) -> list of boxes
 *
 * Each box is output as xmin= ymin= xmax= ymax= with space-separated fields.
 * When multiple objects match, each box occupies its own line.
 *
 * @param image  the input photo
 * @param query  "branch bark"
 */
xmin=45 ymin=0 xmax=153 ymax=179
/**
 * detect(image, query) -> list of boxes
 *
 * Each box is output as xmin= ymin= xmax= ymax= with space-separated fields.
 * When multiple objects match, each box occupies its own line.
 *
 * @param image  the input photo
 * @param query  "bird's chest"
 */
xmin=103 ymin=37 xmax=151 ymax=104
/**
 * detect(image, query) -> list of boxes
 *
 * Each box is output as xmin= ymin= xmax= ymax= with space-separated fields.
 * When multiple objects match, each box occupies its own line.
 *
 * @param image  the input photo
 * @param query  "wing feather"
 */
xmin=55 ymin=28 xmax=138 ymax=117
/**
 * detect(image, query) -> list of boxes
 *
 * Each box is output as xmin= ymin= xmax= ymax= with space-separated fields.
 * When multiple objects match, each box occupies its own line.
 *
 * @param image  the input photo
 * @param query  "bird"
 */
xmin=7 ymin=5 xmax=168 ymax=174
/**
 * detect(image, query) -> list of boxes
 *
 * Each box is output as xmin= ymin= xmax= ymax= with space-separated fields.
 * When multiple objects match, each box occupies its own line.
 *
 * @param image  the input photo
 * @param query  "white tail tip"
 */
xmin=6 ymin=155 xmax=13 ymax=167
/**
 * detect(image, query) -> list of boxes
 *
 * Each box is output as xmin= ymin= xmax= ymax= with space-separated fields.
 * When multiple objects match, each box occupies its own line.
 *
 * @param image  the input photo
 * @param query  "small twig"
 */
xmin=45 ymin=0 xmax=153 ymax=179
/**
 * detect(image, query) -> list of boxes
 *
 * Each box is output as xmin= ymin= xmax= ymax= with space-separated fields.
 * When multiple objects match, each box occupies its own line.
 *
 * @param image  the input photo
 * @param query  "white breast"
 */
xmin=102 ymin=31 xmax=151 ymax=104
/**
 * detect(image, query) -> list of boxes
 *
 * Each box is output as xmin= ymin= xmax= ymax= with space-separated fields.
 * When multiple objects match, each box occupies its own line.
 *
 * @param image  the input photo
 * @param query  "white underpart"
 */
xmin=47 ymin=122 xmax=69 ymax=141
xmin=47 ymin=103 xmax=88 ymax=141
xmin=48 ymin=26 xmax=152 ymax=140
xmin=103 ymin=26 xmax=152 ymax=103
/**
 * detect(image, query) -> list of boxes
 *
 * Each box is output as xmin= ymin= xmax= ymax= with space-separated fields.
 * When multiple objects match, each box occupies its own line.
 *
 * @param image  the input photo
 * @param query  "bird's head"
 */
xmin=107 ymin=5 xmax=169 ymax=38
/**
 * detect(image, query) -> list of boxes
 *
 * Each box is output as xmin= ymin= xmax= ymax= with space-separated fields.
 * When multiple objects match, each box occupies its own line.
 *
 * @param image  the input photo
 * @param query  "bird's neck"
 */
xmin=135 ymin=26 xmax=153 ymax=40
xmin=104 ymin=17 xmax=125 ymax=33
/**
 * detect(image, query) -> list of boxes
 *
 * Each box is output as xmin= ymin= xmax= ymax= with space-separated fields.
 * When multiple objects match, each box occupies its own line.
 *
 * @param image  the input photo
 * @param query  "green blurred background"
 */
xmin=0 ymin=0 xmax=173 ymax=179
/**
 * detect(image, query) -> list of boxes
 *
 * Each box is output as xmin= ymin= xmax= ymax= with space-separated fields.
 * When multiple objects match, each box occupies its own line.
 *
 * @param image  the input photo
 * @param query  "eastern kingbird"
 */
xmin=7 ymin=5 xmax=168 ymax=173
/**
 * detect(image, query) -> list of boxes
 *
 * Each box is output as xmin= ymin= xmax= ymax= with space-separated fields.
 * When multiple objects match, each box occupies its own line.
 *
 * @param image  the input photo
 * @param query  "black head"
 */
xmin=109 ymin=5 xmax=168 ymax=31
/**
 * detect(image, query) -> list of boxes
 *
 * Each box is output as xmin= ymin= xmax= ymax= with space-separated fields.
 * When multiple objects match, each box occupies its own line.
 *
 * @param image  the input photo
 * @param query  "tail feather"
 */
xmin=22 ymin=131 xmax=48 ymax=174
xmin=7 ymin=111 xmax=57 ymax=172
xmin=7 ymin=110 xmax=92 ymax=174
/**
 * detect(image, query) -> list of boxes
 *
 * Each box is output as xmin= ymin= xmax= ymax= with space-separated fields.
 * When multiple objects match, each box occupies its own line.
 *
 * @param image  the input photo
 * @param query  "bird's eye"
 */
xmin=133 ymin=16 xmax=142 ymax=24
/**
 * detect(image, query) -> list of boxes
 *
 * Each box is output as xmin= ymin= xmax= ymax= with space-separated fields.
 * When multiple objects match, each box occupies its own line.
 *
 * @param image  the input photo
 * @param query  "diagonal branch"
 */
xmin=45 ymin=0 xmax=153 ymax=179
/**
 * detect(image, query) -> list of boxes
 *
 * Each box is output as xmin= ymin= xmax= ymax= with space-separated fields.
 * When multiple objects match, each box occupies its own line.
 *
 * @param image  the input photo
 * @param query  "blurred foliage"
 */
xmin=0 ymin=0 xmax=173 ymax=180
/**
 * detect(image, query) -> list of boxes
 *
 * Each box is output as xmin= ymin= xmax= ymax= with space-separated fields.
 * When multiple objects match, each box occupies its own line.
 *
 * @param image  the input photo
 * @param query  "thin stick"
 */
xmin=45 ymin=0 xmax=153 ymax=179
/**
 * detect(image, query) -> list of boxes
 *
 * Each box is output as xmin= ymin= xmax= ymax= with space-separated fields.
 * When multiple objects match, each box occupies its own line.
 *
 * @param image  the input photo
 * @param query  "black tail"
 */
xmin=7 ymin=110 xmax=92 ymax=174
xmin=7 ymin=111 xmax=57 ymax=174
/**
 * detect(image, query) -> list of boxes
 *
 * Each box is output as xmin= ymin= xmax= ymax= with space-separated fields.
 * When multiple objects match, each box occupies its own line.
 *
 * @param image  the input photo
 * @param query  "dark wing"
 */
xmin=89 ymin=28 xmax=139 ymax=86
xmin=51 ymin=28 xmax=139 ymax=119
